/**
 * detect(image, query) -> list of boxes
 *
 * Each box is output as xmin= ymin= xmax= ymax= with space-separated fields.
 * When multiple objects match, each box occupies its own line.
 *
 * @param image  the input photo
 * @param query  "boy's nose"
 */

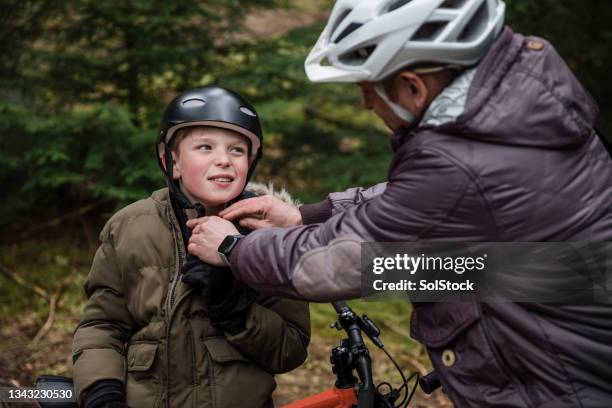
xmin=214 ymin=152 xmax=230 ymax=167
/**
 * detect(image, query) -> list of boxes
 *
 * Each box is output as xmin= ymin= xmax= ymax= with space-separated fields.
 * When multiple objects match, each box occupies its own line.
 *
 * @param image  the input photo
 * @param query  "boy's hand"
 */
xmin=219 ymin=195 xmax=302 ymax=230
xmin=187 ymin=216 xmax=239 ymax=266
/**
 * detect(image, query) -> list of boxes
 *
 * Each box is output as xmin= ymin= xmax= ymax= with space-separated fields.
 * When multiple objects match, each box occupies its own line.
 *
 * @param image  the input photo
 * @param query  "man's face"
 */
xmin=358 ymin=81 xmax=410 ymax=132
xmin=173 ymin=127 xmax=250 ymax=207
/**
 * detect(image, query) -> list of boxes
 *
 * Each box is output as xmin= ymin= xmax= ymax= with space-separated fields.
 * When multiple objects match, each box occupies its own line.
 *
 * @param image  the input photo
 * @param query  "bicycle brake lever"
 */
xmin=360 ymin=315 xmax=384 ymax=349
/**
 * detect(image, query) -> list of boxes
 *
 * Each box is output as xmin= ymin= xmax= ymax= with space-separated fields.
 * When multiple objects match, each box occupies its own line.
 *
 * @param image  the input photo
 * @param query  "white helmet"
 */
xmin=305 ymin=0 xmax=506 ymax=83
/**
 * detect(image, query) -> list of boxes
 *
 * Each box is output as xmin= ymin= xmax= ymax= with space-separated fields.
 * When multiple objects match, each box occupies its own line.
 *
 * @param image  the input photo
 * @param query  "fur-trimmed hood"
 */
xmin=245 ymin=182 xmax=301 ymax=208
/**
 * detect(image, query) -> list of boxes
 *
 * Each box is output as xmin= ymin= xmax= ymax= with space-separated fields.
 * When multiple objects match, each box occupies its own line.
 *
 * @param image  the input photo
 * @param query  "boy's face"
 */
xmin=172 ymin=127 xmax=250 ymax=207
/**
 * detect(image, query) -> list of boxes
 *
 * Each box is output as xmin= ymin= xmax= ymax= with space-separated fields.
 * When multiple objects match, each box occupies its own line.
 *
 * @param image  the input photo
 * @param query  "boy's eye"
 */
xmin=197 ymin=144 xmax=212 ymax=150
xmin=230 ymin=146 xmax=246 ymax=154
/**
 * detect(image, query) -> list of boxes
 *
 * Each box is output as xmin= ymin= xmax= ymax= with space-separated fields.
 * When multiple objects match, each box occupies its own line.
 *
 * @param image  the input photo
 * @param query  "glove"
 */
xmin=83 ymin=379 xmax=127 ymax=408
xmin=181 ymin=256 xmax=257 ymax=334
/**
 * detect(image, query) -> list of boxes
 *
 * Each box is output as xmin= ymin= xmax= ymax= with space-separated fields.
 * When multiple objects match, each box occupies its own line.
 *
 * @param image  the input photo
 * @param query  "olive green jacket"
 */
xmin=72 ymin=187 xmax=310 ymax=408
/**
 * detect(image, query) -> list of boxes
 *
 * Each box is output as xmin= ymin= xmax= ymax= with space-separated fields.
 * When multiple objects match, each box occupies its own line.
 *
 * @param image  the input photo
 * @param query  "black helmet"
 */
xmin=156 ymin=86 xmax=263 ymax=212
xmin=158 ymin=86 xmax=262 ymax=160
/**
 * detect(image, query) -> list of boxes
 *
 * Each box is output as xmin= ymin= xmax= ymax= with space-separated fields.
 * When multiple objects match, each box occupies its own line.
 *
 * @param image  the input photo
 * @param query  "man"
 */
xmin=187 ymin=0 xmax=612 ymax=406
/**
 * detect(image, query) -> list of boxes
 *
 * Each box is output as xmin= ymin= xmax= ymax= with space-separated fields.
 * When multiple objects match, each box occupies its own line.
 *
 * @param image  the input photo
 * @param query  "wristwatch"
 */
xmin=217 ymin=234 xmax=244 ymax=267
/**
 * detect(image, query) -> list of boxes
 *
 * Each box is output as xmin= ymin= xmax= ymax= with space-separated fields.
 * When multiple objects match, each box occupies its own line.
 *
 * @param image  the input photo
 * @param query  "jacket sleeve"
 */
xmin=229 ymin=146 xmax=476 ymax=300
xmin=300 ymin=182 xmax=387 ymax=224
xmin=224 ymin=296 xmax=310 ymax=374
xmin=72 ymin=224 xmax=137 ymax=403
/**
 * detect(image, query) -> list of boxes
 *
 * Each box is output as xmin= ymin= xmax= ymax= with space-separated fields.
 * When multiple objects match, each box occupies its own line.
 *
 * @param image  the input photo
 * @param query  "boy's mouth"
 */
xmin=208 ymin=174 xmax=235 ymax=184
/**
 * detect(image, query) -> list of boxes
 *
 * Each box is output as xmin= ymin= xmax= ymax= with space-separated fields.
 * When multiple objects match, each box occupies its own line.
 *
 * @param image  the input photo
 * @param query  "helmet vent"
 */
xmin=334 ymin=22 xmax=363 ymax=44
xmin=385 ymin=0 xmax=413 ymax=13
xmin=339 ymin=45 xmax=376 ymax=66
xmin=411 ymin=22 xmax=448 ymax=42
xmin=329 ymin=9 xmax=352 ymax=41
xmin=239 ymin=106 xmax=257 ymax=117
xmin=182 ymin=98 xmax=206 ymax=108
xmin=458 ymin=1 xmax=488 ymax=42
xmin=440 ymin=0 xmax=468 ymax=9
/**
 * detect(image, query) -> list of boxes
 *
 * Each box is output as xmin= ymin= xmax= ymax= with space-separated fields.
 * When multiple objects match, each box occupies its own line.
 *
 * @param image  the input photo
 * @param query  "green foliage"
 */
xmin=0 ymin=102 xmax=162 ymax=230
xmin=7 ymin=0 xmax=289 ymax=126
xmin=505 ymin=0 xmax=612 ymax=133
xmin=0 ymin=1 xmax=52 ymax=82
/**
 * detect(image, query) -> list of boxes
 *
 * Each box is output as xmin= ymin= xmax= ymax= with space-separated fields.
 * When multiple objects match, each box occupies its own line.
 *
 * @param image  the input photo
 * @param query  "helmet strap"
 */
xmin=162 ymin=144 xmax=197 ymax=212
xmin=245 ymin=149 xmax=261 ymax=185
xmin=374 ymin=84 xmax=416 ymax=123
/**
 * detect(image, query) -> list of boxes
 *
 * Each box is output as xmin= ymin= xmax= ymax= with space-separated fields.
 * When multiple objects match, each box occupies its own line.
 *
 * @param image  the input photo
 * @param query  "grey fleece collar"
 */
xmin=420 ymin=67 xmax=477 ymax=128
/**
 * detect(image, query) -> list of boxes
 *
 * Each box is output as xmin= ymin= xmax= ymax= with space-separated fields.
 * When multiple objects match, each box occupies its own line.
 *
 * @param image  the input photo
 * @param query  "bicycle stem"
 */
xmin=332 ymin=301 xmax=376 ymax=408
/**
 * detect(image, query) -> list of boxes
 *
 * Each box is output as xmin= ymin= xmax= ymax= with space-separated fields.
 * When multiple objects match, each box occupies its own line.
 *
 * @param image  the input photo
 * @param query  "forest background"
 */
xmin=1 ymin=1 xmax=610 ymax=407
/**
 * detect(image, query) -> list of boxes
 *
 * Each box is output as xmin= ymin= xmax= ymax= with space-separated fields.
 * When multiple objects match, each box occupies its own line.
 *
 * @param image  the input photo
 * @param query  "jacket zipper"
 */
xmin=164 ymin=219 xmax=186 ymax=408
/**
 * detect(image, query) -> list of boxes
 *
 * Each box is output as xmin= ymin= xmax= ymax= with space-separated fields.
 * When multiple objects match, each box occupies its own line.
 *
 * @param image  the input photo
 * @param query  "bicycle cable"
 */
xmin=378 ymin=345 xmax=419 ymax=408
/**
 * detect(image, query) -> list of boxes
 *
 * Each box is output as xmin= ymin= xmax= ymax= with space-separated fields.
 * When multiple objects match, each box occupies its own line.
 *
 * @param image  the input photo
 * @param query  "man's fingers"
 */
xmin=219 ymin=198 xmax=251 ymax=216
xmin=239 ymin=217 xmax=269 ymax=230
xmin=219 ymin=197 xmax=261 ymax=214
xmin=221 ymin=198 xmax=266 ymax=220
xmin=223 ymin=208 xmax=264 ymax=222
xmin=187 ymin=216 xmax=209 ymax=229
xmin=190 ymin=221 xmax=208 ymax=234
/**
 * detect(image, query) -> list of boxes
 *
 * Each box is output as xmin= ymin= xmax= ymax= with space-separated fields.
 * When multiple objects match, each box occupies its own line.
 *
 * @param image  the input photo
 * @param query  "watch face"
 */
xmin=218 ymin=235 xmax=241 ymax=256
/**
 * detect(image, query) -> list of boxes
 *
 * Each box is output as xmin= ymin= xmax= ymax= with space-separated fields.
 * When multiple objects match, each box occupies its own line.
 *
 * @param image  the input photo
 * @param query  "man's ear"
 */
xmin=394 ymin=71 xmax=429 ymax=114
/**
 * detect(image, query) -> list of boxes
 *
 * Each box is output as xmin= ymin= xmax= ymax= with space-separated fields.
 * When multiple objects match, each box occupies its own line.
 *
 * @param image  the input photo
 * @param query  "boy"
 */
xmin=72 ymin=86 xmax=310 ymax=408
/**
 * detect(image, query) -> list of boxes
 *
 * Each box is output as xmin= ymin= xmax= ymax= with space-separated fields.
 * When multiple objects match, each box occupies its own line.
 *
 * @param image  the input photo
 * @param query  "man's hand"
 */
xmin=186 ymin=216 xmax=239 ymax=266
xmin=219 ymin=195 xmax=302 ymax=230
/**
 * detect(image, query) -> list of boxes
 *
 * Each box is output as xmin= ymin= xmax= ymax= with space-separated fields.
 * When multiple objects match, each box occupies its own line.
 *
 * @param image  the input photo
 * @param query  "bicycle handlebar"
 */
xmin=331 ymin=301 xmax=376 ymax=408
xmin=331 ymin=300 xmax=349 ymax=314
